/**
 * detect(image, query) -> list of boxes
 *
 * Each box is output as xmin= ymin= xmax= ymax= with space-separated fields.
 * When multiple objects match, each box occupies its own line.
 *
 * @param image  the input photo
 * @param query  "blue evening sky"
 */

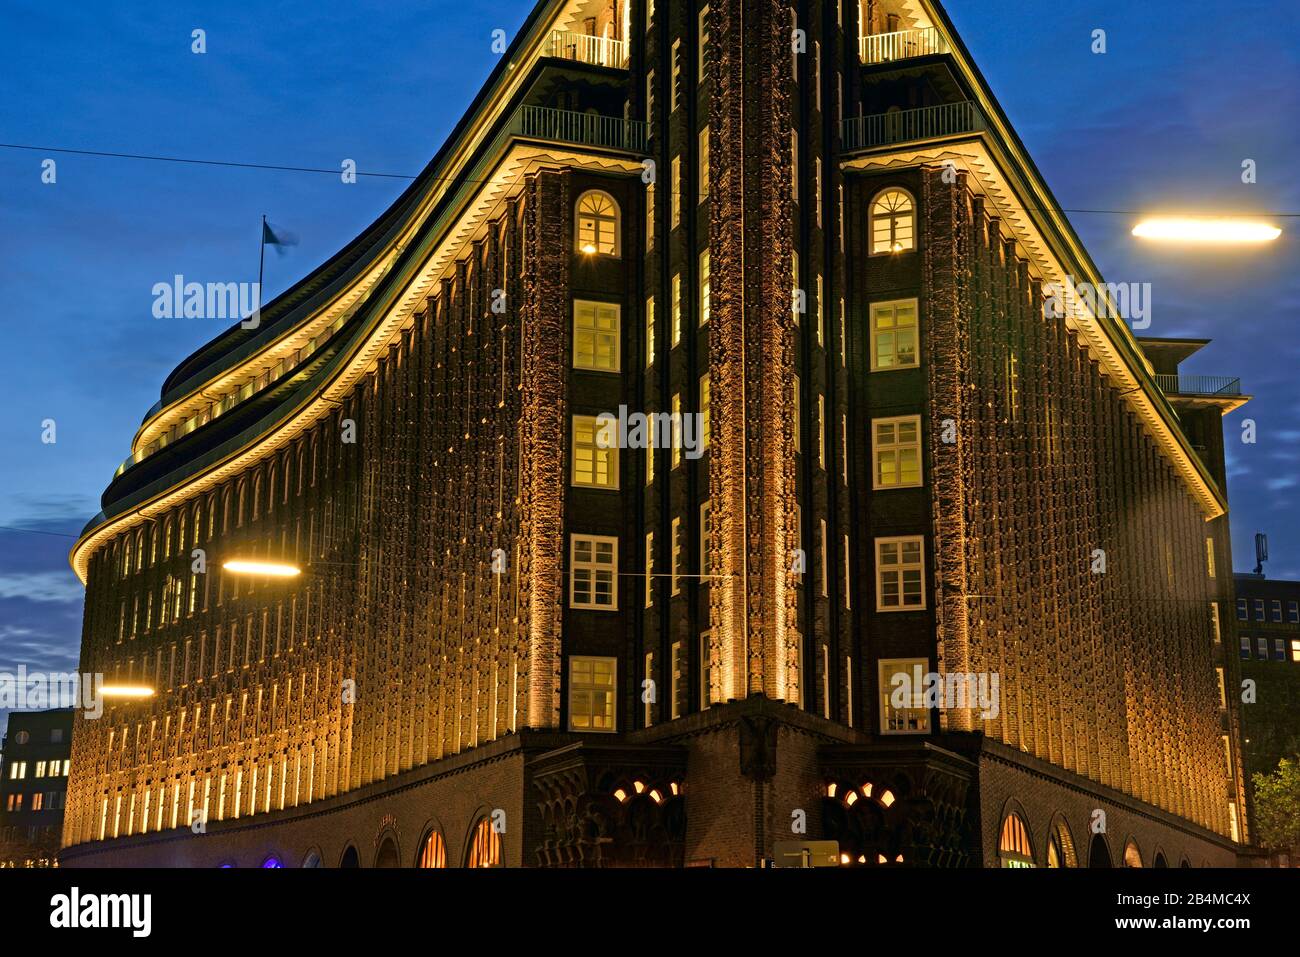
xmin=1 ymin=0 xmax=1297 ymax=735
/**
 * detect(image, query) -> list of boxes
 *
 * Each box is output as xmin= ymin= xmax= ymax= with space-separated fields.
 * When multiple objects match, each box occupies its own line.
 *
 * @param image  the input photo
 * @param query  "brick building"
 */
xmin=1 ymin=709 xmax=74 ymax=867
xmin=62 ymin=0 xmax=1247 ymax=868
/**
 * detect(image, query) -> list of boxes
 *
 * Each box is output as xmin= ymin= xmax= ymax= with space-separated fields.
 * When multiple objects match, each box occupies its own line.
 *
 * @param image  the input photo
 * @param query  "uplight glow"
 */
xmin=1132 ymin=217 xmax=1281 ymax=244
xmin=222 ymin=560 xmax=302 ymax=577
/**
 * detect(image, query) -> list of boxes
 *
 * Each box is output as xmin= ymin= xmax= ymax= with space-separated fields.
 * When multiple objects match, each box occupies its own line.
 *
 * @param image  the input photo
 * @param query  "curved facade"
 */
xmin=63 ymin=0 xmax=1246 ymax=867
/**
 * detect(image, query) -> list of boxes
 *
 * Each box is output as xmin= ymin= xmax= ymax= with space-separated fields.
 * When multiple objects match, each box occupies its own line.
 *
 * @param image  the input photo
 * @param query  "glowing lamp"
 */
xmin=222 ymin=560 xmax=301 ymax=578
xmin=1132 ymin=217 xmax=1281 ymax=244
xmin=100 ymin=684 xmax=155 ymax=699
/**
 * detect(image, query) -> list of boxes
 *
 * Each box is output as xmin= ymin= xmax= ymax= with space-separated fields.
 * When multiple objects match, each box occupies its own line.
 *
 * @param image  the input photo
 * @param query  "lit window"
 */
xmin=671 ymin=155 xmax=682 ymax=228
xmin=467 ymin=816 xmax=503 ymax=867
xmin=699 ymin=249 xmax=711 ymax=325
xmin=646 ymin=176 xmax=655 ymax=249
xmin=1210 ymin=603 xmax=1221 ymax=643
xmin=644 ymin=652 xmax=655 ymax=725
xmin=418 ymin=831 xmax=447 ymax=868
xmin=872 ymin=416 xmax=922 ymax=488
xmin=879 ymin=658 xmax=930 ymax=733
xmin=671 ymin=516 xmax=683 ymax=595
xmin=645 ymin=296 xmax=656 ymax=367
xmin=817 ymin=394 xmax=826 ymax=469
xmin=792 ymin=375 xmax=801 ymax=452
xmin=645 ymin=408 xmax=656 ymax=485
xmin=1046 ymin=821 xmax=1077 ymax=868
xmin=670 ymin=641 xmax=686 ymax=718
xmin=699 ymin=631 xmax=712 ymax=709
xmin=569 ymin=656 xmax=617 ymax=732
xmin=575 ymin=190 xmax=619 ymax=256
xmin=698 ymin=6 xmax=709 ymax=81
xmin=791 ymin=129 xmax=799 ymax=201
xmin=671 ymin=393 xmax=683 ymax=468
xmin=35 ymin=761 xmax=46 ymax=778
xmin=999 ymin=812 xmax=1035 ymax=868
xmin=1290 ymin=639 xmax=1300 ymax=663
xmin=698 ymin=126 xmax=709 ymax=202
xmin=699 ymin=374 xmax=710 ymax=450
xmin=9 ymin=761 xmax=26 ymax=780
xmin=870 ymin=299 xmax=918 ymax=370
xmin=869 ymin=188 xmax=915 ymax=254
xmin=672 ymin=274 xmax=682 ymax=345
xmin=1206 ymin=538 xmax=1217 ymax=578
xmin=570 ymin=535 xmax=618 ymax=610
xmin=572 ymin=300 xmax=620 ymax=372
xmin=670 ymin=39 xmax=682 ymax=111
xmin=1123 ymin=840 xmax=1143 ymax=868
xmin=876 ymin=536 xmax=925 ymax=611
xmin=571 ymin=415 xmax=619 ymax=489
xmin=645 ymin=532 xmax=655 ymax=608
xmin=1217 ymin=667 xmax=1226 ymax=707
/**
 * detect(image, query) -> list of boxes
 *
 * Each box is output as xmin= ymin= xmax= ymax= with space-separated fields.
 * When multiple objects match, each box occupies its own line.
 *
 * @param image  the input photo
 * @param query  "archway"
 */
xmin=1153 ymin=851 xmax=1167 ymax=868
xmin=466 ymin=816 xmax=503 ymax=868
xmin=1088 ymin=833 xmax=1111 ymax=868
xmin=417 ymin=829 xmax=448 ymax=868
xmin=339 ymin=844 xmax=360 ymax=868
xmin=375 ymin=835 xmax=401 ymax=868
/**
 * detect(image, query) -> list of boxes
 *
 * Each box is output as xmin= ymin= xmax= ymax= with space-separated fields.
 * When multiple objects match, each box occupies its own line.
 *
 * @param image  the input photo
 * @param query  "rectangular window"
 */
xmin=813 ymin=41 xmax=821 ymax=111
xmin=879 ymin=658 xmax=931 ymax=733
xmin=1272 ymin=599 xmax=1282 ymax=622
xmin=671 ymin=274 xmax=682 ymax=345
xmin=571 ymin=415 xmax=619 ymax=489
xmin=1222 ymin=735 xmax=1234 ymax=778
xmin=698 ymin=6 xmax=709 ymax=81
xmin=792 ymin=252 xmax=800 ymax=323
xmin=817 ymin=394 xmax=826 ymax=469
xmin=872 ymin=415 xmax=922 ymax=488
xmin=1239 ymin=635 xmax=1251 ymax=659
xmin=699 ymin=249 xmax=711 ymax=325
xmin=1257 ymin=636 xmax=1268 ymax=659
xmin=1237 ymin=598 xmax=1248 ymax=621
xmin=814 ymin=158 xmax=822 ymax=227
xmin=1255 ymin=599 xmax=1265 ymax=621
xmin=699 ymin=374 xmax=710 ymax=450
xmin=819 ymin=518 xmax=829 ymax=598
xmin=645 ymin=296 xmax=656 ymax=367
xmin=1291 ymin=639 xmax=1300 ymax=663
xmin=1005 ymin=349 xmax=1021 ymax=422
xmin=870 ymin=299 xmax=919 ymax=370
xmin=671 ymin=39 xmax=682 ymax=111
xmin=876 ymin=536 xmax=925 ymax=611
xmin=1290 ymin=601 xmax=1299 ymax=624
xmin=569 ymin=656 xmax=617 ymax=732
xmin=570 ymin=535 xmax=618 ymax=610
xmin=700 ymin=500 xmax=712 ymax=579
xmin=671 ymin=641 xmax=687 ymax=719
xmin=1217 ymin=667 xmax=1226 ymax=707
xmin=644 ymin=532 xmax=655 ymax=608
xmin=1210 ymin=603 xmax=1221 ymax=643
xmin=1206 ymin=537 xmax=1216 ymax=578
xmin=646 ymin=178 xmax=655 ymax=249
xmin=843 ymin=533 xmax=851 ymax=609
xmin=815 ymin=274 xmax=824 ymax=346
xmin=671 ymin=155 xmax=682 ymax=228
xmin=671 ymin=516 xmax=683 ymax=595
xmin=821 ymin=644 xmax=831 ymax=719
xmin=645 ymin=69 xmax=655 ymax=122
xmin=699 ymin=631 xmax=712 ymax=709
xmin=35 ymin=761 xmax=46 ymax=778
xmin=698 ymin=126 xmax=709 ymax=202
xmin=644 ymin=652 xmax=655 ymax=725
xmin=572 ymin=300 xmax=620 ymax=372
xmin=671 ymin=393 xmax=683 ymax=468
xmin=791 ymin=129 xmax=798 ymax=201
xmin=645 ymin=409 xmax=656 ymax=485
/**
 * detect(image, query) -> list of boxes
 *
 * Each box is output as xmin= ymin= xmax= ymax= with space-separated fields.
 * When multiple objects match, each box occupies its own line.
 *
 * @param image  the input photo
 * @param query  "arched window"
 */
xmin=466 ymin=816 xmax=502 ymax=868
xmin=417 ymin=829 xmax=447 ymax=868
xmin=375 ymin=836 xmax=400 ymax=868
xmin=301 ymin=849 xmax=322 ymax=868
xmin=998 ymin=811 xmax=1034 ymax=868
xmin=1123 ymin=839 xmax=1143 ymax=868
xmin=1088 ymin=833 xmax=1112 ymax=868
xmin=1046 ymin=818 xmax=1077 ymax=868
xmin=869 ymin=188 xmax=915 ymax=254
xmin=575 ymin=190 xmax=620 ymax=256
xmin=339 ymin=844 xmax=360 ymax=868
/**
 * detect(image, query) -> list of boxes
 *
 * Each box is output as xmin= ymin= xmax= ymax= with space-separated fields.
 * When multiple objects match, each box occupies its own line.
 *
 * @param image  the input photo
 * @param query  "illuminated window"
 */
xmin=645 ymin=176 xmax=655 ymax=249
xmin=699 ymin=374 xmax=710 ymax=450
xmin=1123 ymin=839 xmax=1143 ymax=868
xmin=9 ymin=761 xmax=26 ymax=780
xmin=699 ymin=500 xmax=712 ymax=579
xmin=644 ymin=532 xmax=655 ymax=608
xmin=698 ymin=6 xmax=709 ymax=80
xmin=698 ymin=249 xmax=711 ymax=325
xmin=571 ymin=415 xmax=619 ymax=489
xmin=671 ymin=155 xmax=681 ymax=228
xmin=698 ymin=126 xmax=710 ymax=202
xmin=670 ymin=641 xmax=686 ymax=718
xmin=699 ymin=631 xmax=712 ymax=709
xmin=869 ymin=299 xmax=918 ymax=370
xmin=872 ymin=416 xmax=922 ymax=488
xmin=878 ymin=658 xmax=930 ymax=733
xmin=572 ymin=300 xmax=620 ymax=372
xmin=672 ymin=274 xmax=682 ymax=345
xmin=35 ymin=761 xmax=46 ymax=778
xmin=575 ymin=190 xmax=619 ymax=256
xmin=569 ymin=535 xmax=618 ymax=610
xmin=1206 ymin=538 xmax=1217 ymax=578
xmin=792 ymin=375 xmax=801 ymax=452
xmin=791 ymin=129 xmax=799 ymax=201
xmin=671 ymin=516 xmax=683 ymax=595
xmin=817 ymin=393 xmax=825 ymax=469
xmin=645 ymin=296 xmax=656 ymax=367
xmin=645 ymin=408 xmax=656 ymax=485
xmin=569 ymin=656 xmax=617 ymax=732
xmin=467 ymin=816 xmax=503 ymax=867
xmin=875 ymin=536 xmax=925 ymax=611
xmin=869 ymin=188 xmax=915 ymax=254
xmin=670 ymin=39 xmax=682 ymax=111
xmin=1005 ymin=349 xmax=1021 ymax=422
xmin=999 ymin=812 xmax=1035 ymax=868
xmin=1291 ymin=639 xmax=1300 ymax=663
xmin=671 ymin=393 xmax=683 ymax=468
xmin=1217 ymin=667 xmax=1226 ymax=707
xmin=31 ymin=792 xmax=44 ymax=811
xmin=1210 ymin=603 xmax=1221 ymax=643
xmin=644 ymin=652 xmax=655 ymax=725
xmin=1046 ymin=820 xmax=1077 ymax=868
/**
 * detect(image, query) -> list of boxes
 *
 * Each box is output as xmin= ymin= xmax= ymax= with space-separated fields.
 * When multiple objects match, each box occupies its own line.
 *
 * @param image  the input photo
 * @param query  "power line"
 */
xmin=3 ymin=142 xmax=1298 ymax=217
xmin=0 ymin=524 xmax=79 ymax=539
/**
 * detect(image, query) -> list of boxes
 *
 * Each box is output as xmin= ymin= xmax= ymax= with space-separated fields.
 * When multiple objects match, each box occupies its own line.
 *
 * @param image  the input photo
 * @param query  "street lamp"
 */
xmin=221 ymin=559 xmax=302 ymax=577
xmin=1132 ymin=217 xmax=1281 ymax=244
xmin=100 ymin=684 xmax=155 ymax=700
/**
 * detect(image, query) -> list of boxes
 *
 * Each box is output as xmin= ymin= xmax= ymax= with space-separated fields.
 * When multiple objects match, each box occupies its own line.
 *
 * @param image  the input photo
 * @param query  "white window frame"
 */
xmin=645 ymin=295 xmax=656 ymax=367
xmin=875 ymin=536 xmax=926 ymax=612
xmin=698 ymin=248 xmax=711 ymax=325
xmin=568 ymin=655 xmax=617 ymax=732
xmin=574 ymin=190 xmax=621 ymax=257
xmin=869 ymin=298 xmax=919 ymax=371
xmin=571 ymin=415 xmax=619 ymax=489
xmin=878 ymin=658 xmax=931 ymax=734
xmin=869 ymin=187 xmax=916 ymax=255
xmin=644 ymin=531 xmax=655 ymax=608
xmin=671 ymin=516 xmax=683 ymax=594
xmin=670 ymin=38 xmax=682 ymax=111
xmin=569 ymin=534 xmax=618 ymax=610
xmin=671 ymin=155 xmax=682 ymax=228
xmin=871 ymin=415 xmax=923 ymax=489
xmin=572 ymin=300 xmax=621 ymax=372
xmin=698 ymin=6 xmax=709 ymax=81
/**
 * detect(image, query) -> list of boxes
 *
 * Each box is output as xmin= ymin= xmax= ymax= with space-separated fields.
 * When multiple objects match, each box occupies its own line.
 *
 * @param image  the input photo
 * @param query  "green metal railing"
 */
xmin=1155 ymin=374 xmax=1242 ymax=397
xmin=841 ymin=101 xmax=981 ymax=150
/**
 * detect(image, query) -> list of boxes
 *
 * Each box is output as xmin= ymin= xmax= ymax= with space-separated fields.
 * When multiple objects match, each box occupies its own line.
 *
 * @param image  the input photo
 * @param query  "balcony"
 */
xmin=859 ymin=27 xmax=948 ymax=65
xmin=546 ymin=30 xmax=629 ymax=70
xmin=510 ymin=104 xmax=647 ymax=153
xmin=841 ymin=100 xmax=982 ymax=151
xmin=1154 ymin=374 xmax=1243 ymax=398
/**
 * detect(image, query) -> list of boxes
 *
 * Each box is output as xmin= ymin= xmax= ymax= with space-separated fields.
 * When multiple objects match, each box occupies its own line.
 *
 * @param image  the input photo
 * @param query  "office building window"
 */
xmin=569 ymin=656 xmax=617 ymax=732
xmin=876 ymin=536 xmax=925 ymax=611
xmin=1206 ymin=538 xmax=1216 ymax=578
xmin=671 ymin=274 xmax=682 ymax=345
xmin=699 ymin=374 xmax=710 ymax=450
xmin=569 ymin=535 xmax=618 ymax=610
xmin=572 ymin=300 xmax=620 ymax=372
xmin=1239 ymin=635 xmax=1251 ymax=659
xmin=575 ymin=190 xmax=620 ymax=256
xmin=645 ymin=296 xmax=656 ymax=367
xmin=879 ymin=658 xmax=930 ymax=733
xmin=670 ymin=641 xmax=687 ymax=719
xmin=1274 ymin=638 xmax=1287 ymax=662
xmin=699 ymin=248 xmax=711 ymax=325
xmin=870 ymin=299 xmax=918 ymax=370
xmin=1290 ymin=600 xmax=1300 ymax=624
xmin=1272 ymin=599 xmax=1282 ymax=622
xmin=698 ymin=6 xmax=710 ymax=80
xmin=1291 ymin=639 xmax=1300 ymax=663
xmin=571 ymin=415 xmax=618 ymax=489
xmin=644 ymin=652 xmax=655 ymax=726
xmin=872 ymin=415 xmax=922 ymax=488
xmin=671 ymin=516 xmax=683 ymax=595
xmin=1237 ymin=598 xmax=1248 ymax=621
xmin=698 ymin=126 xmax=710 ymax=202
xmin=869 ymin=188 xmax=915 ymax=254
xmin=1255 ymin=599 xmax=1265 ymax=621
xmin=700 ymin=500 xmax=712 ymax=579
xmin=699 ymin=631 xmax=712 ymax=709
xmin=671 ymin=155 xmax=682 ymax=228
xmin=1257 ymin=636 xmax=1268 ymax=659
xmin=670 ymin=38 xmax=682 ymax=111
xmin=645 ymin=532 xmax=655 ymax=608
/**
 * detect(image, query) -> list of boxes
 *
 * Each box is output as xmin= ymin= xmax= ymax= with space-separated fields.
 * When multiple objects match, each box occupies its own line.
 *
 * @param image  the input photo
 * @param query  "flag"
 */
xmin=262 ymin=221 xmax=299 ymax=256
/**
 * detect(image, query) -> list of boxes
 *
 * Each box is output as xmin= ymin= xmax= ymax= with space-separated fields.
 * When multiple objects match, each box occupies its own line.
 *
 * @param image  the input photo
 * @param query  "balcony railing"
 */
xmin=859 ymin=27 xmax=947 ymax=65
xmin=546 ymin=30 xmax=629 ymax=69
xmin=841 ymin=100 xmax=980 ymax=151
xmin=1155 ymin=374 xmax=1243 ymax=397
xmin=512 ymin=104 xmax=647 ymax=153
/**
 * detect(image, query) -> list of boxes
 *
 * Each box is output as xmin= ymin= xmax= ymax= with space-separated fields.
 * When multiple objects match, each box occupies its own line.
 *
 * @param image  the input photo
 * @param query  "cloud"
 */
xmin=0 ymin=571 xmax=84 ymax=603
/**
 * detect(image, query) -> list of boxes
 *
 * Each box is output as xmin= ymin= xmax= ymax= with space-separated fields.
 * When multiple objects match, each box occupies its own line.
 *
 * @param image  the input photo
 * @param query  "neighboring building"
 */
xmin=0 ymin=709 xmax=74 ymax=867
xmin=63 ymin=0 xmax=1248 ymax=868
xmin=1233 ymin=572 xmax=1300 ymax=858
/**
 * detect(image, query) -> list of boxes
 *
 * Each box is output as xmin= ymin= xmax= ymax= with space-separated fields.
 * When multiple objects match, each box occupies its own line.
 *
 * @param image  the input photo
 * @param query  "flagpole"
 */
xmin=257 ymin=214 xmax=267 ymax=317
